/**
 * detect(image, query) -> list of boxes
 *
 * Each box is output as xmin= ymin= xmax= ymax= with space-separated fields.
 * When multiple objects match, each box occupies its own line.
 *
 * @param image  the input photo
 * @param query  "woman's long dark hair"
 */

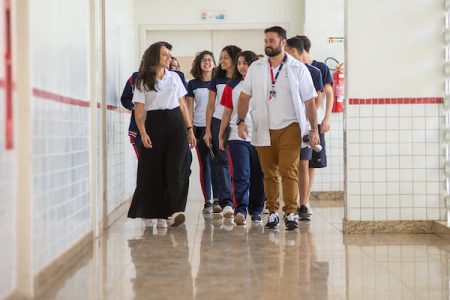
xmin=214 ymin=45 xmax=241 ymax=78
xmin=190 ymin=50 xmax=216 ymax=80
xmin=136 ymin=41 xmax=172 ymax=92
xmin=232 ymin=50 xmax=258 ymax=79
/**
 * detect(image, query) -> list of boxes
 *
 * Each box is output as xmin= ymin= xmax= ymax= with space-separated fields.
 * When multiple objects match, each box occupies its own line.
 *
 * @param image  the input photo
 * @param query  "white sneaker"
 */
xmin=143 ymin=219 xmax=157 ymax=227
xmin=234 ymin=213 xmax=246 ymax=225
xmin=169 ymin=212 xmax=185 ymax=227
xmin=221 ymin=206 xmax=234 ymax=218
xmin=157 ymin=219 xmax=168 ymax=228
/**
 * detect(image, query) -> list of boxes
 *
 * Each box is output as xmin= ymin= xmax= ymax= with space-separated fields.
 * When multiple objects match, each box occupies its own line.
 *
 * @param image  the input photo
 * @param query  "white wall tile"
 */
xmin=348 ymin=208 xmax=361 ymax=220
xmin=361 ymin=183 xmax=374 ymax=195
xmin=425 ymin=117 xmax=439 ymax=130
xmin=413 ymin=195 xmax=427 ymax=207
xmin=373 ymin=143 xmax=386 ymax=156
xmin=386 ymin=195 xmax=400 ymax=208
xmin=412 ymin=143 xmax=426 ymax=156
xmin=386 ymin=182 xmax=400 ymax=195
xmin=412 ymin=104 xmax=426 ymax=116
xmin=373 ymin=183 xmax=386 ymax=195
xmin=374 ymin=195 xmax=386 ymax=208
xmin=400 ymin=208 xmax=413 ymax=220
xmin=426 ymin=208 xmax=440 ymax=219
xmin=399 ymin=118 xmax=413 ymax=130
xmin=412 ymin=117 xmax=426 ymax=130
xmin=387 ymin=208 xmax=400 ymax=220
xmin=399 ymin=132 xmax=413 ymax=144
xmin=426 ymin=195 xmax=440 ymax=208
xmin=360 ymin=169 xmax=373 ymax=182
xmin=360 ymin=208 xmax=374 ymax=221
xmin=400 ymin=195 xmax=413 ymax=207
xmin=399 ymin=156 xmax=413 ymax=169
xmin=425 ymin=104 xmax=439 ymax=117
xmin=359 ymin=144 xmax=374 ymax=156
xmin=347 ymin=131 xmax=360 ymax=144
xmin=373 ymin=118 xmax=386 ymax=130
xmin=347 ymin=105 xmax=360 ymax=117
xmin=348 ymin=158 xmax=360 ymax=169
xmin=426 ymin=182 xmax=440 ymax=195
xmin=348 ymin=145 xmax=360 ymax=157
xmin=373 ymin=156 xmax=386 ymax=169
xmin=413 ymin=208 xmax=427 ymax=220
xmin=347 ymin=195 xmax=361 ymax=208
xmin=385 ymin=104 xmax=399 ymax=116
xmin=412 ymin=130 xmax=426 ymax=143
xmin=360 ymin=106 xmax=373 ymax=117
xmin=361 ymin=195 xmax=374 ymax=207
xmin=360 ymin=156 xmax=373 ymax=169
xmin=386 ymin=169 xmax=400 ymax=182
xmin=385 ymin=130 xmax=399 ymax=143
xmin=359 ymin=131 xmax=373 ymax=145
xmin=398 ymin=105 xmax=412 ymax=117
xmin=373 ymin=169 xmax=386 ymax=182
xmin=348 ymin=183 xmax=361 ymax=195
xmin=348 ymin=169 xmax=360 ymax=182
xmin=386 ymin=144 xmax=399 ymax=156
xmin=374 ymin=208 xmax=387 ymax=221
xmin=412 ymin=169 xmax=426 ymax=182
xmin=360 ymin=118 xmax=373 ymax=130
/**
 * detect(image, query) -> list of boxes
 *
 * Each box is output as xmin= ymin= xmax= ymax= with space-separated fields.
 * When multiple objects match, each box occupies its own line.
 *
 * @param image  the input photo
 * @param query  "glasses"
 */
xmin=201 ymin=58 xmax=213 ymax=63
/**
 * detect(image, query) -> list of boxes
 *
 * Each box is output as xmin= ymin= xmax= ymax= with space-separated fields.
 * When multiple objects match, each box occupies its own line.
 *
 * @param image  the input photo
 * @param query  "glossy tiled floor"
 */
xmin=37 ymin=200 xmax=450 ymax=300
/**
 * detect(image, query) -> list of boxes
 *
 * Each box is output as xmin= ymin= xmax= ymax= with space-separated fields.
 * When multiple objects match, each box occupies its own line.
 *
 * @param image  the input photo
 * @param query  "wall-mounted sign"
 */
xmin=200 ymin=11 xmax=225 ymax=21
xmin=328 ymin=37 xmax=344 ymax=44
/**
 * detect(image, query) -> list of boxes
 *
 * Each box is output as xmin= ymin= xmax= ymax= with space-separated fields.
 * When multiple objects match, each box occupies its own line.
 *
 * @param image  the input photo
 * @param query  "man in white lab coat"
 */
xmin=237 ymin=26 xmax=319 ymax=230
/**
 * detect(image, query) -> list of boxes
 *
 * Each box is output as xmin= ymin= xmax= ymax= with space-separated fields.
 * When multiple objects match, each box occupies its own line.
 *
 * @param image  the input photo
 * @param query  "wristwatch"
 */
xmin=236 ymin=118 xmax=245 ymax=126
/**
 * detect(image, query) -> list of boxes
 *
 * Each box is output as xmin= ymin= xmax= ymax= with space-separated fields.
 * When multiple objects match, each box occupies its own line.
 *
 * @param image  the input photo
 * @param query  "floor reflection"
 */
xmin=128 ymin=226 xmax=193 ymax=299
xmin=35 ymin=200 xmax=450 ymax=300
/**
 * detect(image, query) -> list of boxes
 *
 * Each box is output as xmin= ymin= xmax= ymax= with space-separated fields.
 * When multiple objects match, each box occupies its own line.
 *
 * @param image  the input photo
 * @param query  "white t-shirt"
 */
xmin=187 ymin=79 xmax=209 ymax=127
xmin=267 ymin=65 xmax=297 ymax=130
xmin=209 ymin=76 xmax=229 ymax=120
xmin=220 ymin=79 xmax=252 ymax=142
xmin=132 ymin=69 xmax=187 ymax=111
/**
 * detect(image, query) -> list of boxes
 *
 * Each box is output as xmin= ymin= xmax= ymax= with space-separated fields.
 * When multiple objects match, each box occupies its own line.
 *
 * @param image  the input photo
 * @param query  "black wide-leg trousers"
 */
xmin=128 ymin=107 xmax=190 ymax=219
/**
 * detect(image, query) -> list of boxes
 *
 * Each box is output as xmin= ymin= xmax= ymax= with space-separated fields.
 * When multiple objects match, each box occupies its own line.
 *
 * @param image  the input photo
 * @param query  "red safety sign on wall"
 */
xmin=4 ymin=0 xmax=12 ymax=149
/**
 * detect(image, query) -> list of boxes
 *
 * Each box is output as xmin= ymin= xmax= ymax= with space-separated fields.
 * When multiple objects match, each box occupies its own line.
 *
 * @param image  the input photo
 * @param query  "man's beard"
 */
xmin=265 ymin=43 xmax=282 ymax=57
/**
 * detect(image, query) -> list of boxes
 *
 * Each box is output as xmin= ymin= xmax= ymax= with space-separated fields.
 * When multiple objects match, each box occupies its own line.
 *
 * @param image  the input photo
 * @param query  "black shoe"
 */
xmin=266 ymin=212 xmax=280 ymax=229
xmin=285 ymin=213 xmax=298 ymax=230
xmin=298 ymin=205 xmax=311 ymax=221
xmin=202 ymin=201 xmax=213 ymax=213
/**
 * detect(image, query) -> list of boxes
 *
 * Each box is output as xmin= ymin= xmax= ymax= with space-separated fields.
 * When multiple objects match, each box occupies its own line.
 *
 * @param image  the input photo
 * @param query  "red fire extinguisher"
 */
xmin=332 ymin=63 xmax=344 ymax=112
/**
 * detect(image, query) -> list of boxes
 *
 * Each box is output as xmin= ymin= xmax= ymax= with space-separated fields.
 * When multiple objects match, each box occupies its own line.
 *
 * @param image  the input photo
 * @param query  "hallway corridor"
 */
xmin=34 ymin=199 xmax=450 ymax=300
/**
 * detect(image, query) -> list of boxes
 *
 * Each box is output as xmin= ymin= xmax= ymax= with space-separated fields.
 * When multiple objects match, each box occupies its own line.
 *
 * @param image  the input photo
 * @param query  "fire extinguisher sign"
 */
xmin=328 ymin=37 xmax=344 ymax=44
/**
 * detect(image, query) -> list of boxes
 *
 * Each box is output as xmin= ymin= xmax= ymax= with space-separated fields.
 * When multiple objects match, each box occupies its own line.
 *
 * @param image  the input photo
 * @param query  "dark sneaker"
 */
xmin=285 ymin=213 xmax=298 ymax=230
xmin=212 ymin=200 xmax=222 ymax=213
xmin=298 ymin=205 xmax=311 ymax=221
xmin=202 ymin=201 xmax=213 ymax=213
xmin=266 ymin=212 xmax=279 ymax=229
xmin=251 ymin=215 xmax=262 ymax=223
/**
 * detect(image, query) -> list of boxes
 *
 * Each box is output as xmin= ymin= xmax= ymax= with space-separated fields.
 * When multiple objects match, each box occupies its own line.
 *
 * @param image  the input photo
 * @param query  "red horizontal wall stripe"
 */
xmin=33 ymin=88 xmax=130 ymax=113
xmin=348 ymin=97 xmax=443 ymax=105
xmin=33 ymin=88 xmax=91 ymax=107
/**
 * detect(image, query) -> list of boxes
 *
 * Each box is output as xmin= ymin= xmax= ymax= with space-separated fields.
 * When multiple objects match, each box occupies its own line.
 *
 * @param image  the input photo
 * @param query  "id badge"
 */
xmin=269 ymin=87 xmax=276 ymax=99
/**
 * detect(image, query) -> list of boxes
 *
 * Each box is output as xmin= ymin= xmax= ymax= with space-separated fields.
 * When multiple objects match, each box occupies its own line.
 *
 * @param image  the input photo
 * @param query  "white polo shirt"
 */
xmin=132 ymin=69 xmax=187 ymax=111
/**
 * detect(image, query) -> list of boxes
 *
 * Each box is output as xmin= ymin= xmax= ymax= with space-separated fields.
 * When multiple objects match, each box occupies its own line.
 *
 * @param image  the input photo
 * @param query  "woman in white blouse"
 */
xmin=127 ymin=41 xmax=196 ymax=228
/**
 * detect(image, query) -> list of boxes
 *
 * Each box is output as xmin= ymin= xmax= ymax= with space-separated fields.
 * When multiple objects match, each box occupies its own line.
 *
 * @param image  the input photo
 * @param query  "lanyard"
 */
xmin=268 ymin=55 xmax=287 ymax=100
xmin=269 ymin=55 xmax=287 ymax=85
